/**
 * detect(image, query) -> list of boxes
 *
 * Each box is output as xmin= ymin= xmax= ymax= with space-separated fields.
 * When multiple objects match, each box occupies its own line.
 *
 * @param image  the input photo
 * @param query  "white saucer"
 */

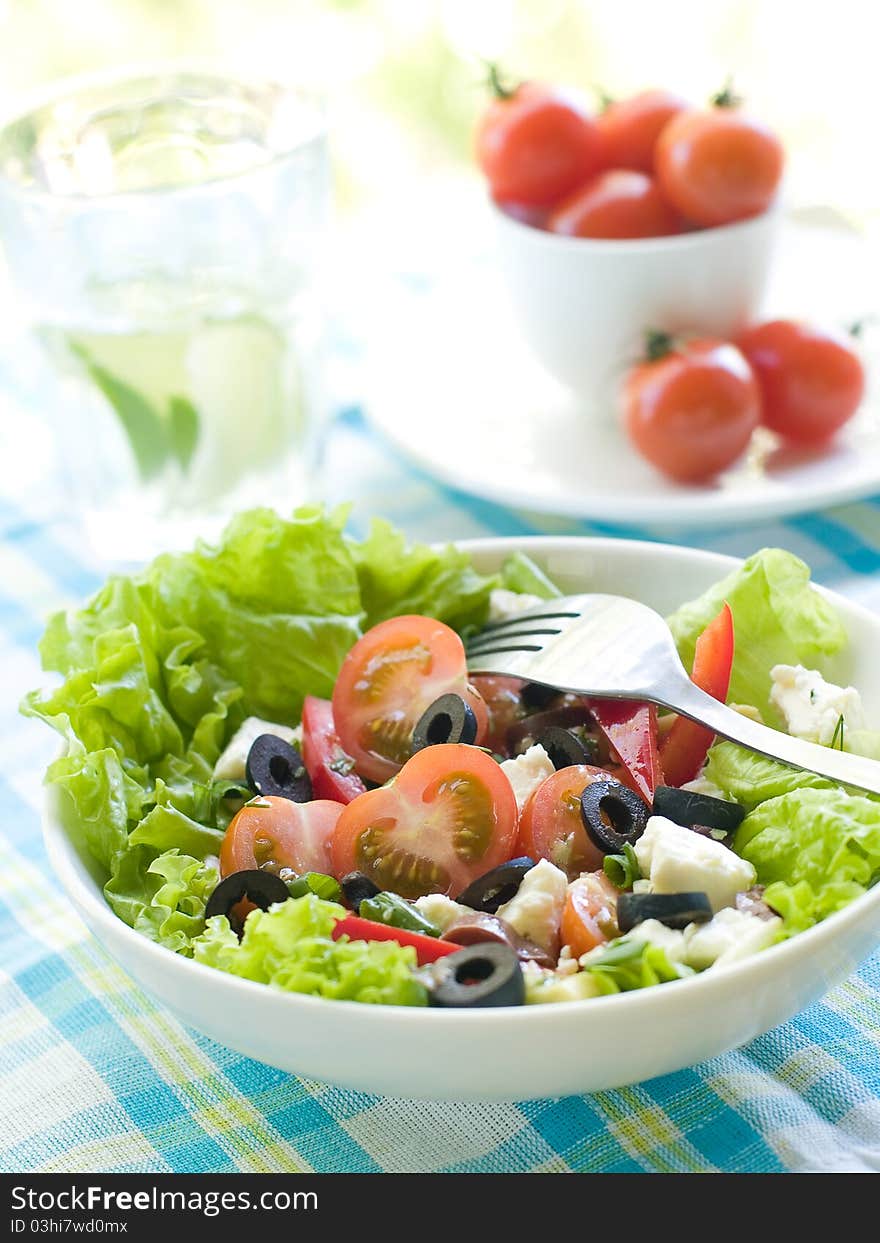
xmin=362 ymin=219 xmax=880 ymax=527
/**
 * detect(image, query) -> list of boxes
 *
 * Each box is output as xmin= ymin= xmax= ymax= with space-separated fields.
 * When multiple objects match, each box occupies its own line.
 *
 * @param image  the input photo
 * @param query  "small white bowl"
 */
xmin=43 ymin=536 xmax=880 ymax=1101
xmin=492 ymin=203 xmax=780 ymax=409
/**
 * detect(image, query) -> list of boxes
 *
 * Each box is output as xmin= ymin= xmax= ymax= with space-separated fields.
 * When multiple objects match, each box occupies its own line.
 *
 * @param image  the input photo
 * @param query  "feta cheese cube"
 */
xmin=684 ymin=907 xmax=782 ymax=970
xmin=213 ymin=717 xmax=301 ymax=781
xmin=496 ymin=859 xmax=568 ymax=954
xmin=413 ymin=893 xmax=470 ymax=933
xmin=634 ymin=816 xmax=755 ymax=912
xmin=488 ymin=588 xmax=545 ymax=622
xmin=608 ymin=918 xmax=689 ymax=964
xmin=770 ymin=664 xmax=865 ymax=746
xmin=499 ymin=744 xmax=555 ymax=813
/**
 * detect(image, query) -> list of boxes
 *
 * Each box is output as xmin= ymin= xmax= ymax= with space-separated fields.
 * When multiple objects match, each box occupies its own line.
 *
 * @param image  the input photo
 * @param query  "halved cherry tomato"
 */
xmin=623 ymin=336 xmax=761 ymax=483
xmin=655 ymin=100 xmax=784 ymax=227
xmin=588 ymin=701 xmax=663 ymax=803
xmin=477 ymin=74 xmax=602 ymax=207
xmin=332 ymin=615 xmax=472 ymax=785
xmin=332 ymin=914 xmax=459 ymax=965
xmin=518 ymin=765 xmax=608 ymax=878
xmin=330 ymin=743 xmax=517 ymax=899
xmin=738 ymin=319 xmax=865 ymax=445
xmin=661 ymin=602 xmax=734 ymax=786
xmin=301 ymin=696 xmax=367 ymax=804
xmin=561 ymin=872 xmax=619 ymax=957
xmin=548 ymin=170 xmax=682 ymax=240
xmin=596 ymin=88 xmax=688 ymax=173
xmin=469 ymin=675 xmax=527 ymax=753
xmin=220 ymin=795 xmax=345 ymax=878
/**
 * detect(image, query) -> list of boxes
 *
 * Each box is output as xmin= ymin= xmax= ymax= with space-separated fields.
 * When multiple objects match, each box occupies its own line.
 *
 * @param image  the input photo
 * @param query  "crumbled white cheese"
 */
xmin=213 ymin=717 xmax=302 ymax=781
xmin=680 ymin=774 xmax=727 ymax=800
xmin=488 ymin=588 xmax=545 ymax=622
xmin=607 ymin=918 xmax=689 ymax=964
xmin=684 ymin=907 xmax=782 ymax=970
xmin=634 ymin=816 xmax=755 ymax=912
xmin=496 ymin=859 xmax=568 ymax=954
xmin=525 ymin=969 xmax=602 ymax=1004
xmin=499 ymin=744 xmax=555 ymax=812
xmin=413 ymin=893 xmax=470 ymax=933
xmin=632 ymin=878 xmax=653 ymax=894
xmin=770 ymin=664 xmax=865 ymax=746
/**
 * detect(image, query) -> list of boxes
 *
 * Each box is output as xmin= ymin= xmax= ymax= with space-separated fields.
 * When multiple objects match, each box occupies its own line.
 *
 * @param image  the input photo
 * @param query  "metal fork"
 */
xmin=466 ymin=594 xmax=880 ymax=798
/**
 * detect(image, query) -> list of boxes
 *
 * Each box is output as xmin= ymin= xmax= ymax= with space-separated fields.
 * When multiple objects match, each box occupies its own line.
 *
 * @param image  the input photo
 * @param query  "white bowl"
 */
xmin=492 ymin=203 xmax=779 ymax=409
xmin=43 ymin=535 xmax=880 ymax=1101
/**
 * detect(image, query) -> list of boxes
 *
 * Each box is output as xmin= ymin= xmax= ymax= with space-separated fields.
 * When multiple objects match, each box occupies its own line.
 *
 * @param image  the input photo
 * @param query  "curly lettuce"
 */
xmin=193 ymin=894 xmax=428 ymax=1006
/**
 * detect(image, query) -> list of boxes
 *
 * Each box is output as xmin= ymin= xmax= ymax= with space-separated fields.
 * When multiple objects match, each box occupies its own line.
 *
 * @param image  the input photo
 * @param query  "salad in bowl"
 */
xmin=26 ymin=507 xmax=880 ymax=1030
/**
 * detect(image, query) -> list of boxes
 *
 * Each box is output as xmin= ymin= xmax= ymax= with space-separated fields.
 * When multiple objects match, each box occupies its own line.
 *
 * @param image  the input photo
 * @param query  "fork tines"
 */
xmin=465 ymin=610 xmax=579 ymax=658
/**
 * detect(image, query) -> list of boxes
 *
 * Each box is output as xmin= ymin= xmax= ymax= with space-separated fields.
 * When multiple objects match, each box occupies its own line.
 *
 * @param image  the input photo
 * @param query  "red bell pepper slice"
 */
xmin=301 ymin=695 xmax=367 ymax=804
xmin=332 ymin=914 xmax=460 ymax=965
xmin=660 ymin=602 xmax=735 ymax=787
xmin=589 ymin=699 xmax=664 ymax=803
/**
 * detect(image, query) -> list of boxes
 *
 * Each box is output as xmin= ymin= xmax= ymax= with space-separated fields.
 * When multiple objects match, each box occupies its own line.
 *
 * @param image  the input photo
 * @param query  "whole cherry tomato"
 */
xmin=548 ymin=169 xmax=682 ymax=240
xmin=596 ymin=88 xmax=688 ymax=173
xmin=655 ymin=89 xmax=784 ymax=227
xmin=476 ymin=67 xmax=602 ymax=207
xmin=623 ymin=334 xmax=761 ymax=482
xmin=738 ymin=319 xmax=865 ymax=444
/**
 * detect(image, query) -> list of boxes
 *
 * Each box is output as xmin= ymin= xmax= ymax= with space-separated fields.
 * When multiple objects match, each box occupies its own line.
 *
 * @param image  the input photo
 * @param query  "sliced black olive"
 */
xmin=428 ymin=942 xmax=525 ymax=1008
xmin=536 ymin=726 xmax=594 ymax=771
xmin=340 ymin=871 xmax=382 ymax=909
xmin=412 ymin=693 xmax=477 ymax=751
xmin=617 ymin=891 xmax=713 ymax=932
xmin=455 ymin=857 xmax=535 ymax=914
xmin=205 ymin=869 xmax=290 ymax=936
xmin=652 ymin=785 xmax=745 ymax=832
xmin=506 ymin=704 xmax=592 ymax=755
xmin=520 ymin=682 xmax=558 ymax=710
xmin=245 ymin=734 xmax=312 ymax=802
xmin=580 ymin=778 xmax=650 ymax=854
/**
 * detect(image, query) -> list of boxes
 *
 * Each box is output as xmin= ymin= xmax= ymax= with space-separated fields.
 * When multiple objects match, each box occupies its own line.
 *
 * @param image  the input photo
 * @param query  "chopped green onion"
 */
xmin=831 ymin=714 xmax=846 ymax=751
xmin=603 ymin=842 xmax=642 ymax=889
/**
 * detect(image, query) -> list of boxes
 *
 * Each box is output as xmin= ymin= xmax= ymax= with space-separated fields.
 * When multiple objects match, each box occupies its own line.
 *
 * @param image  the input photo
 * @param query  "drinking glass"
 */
xmin=0 ymin=67 xmax=329 ymax=559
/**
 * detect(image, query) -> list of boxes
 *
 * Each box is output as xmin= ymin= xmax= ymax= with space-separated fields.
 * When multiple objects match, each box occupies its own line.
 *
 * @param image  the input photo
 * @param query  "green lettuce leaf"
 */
xmin=349 ymin=517 xmax=496 ymax=631
xmin=667 ymin=548 xmax=847 ymax=721
xmin=500 ymin=552 xmax=561 ymax=600
xmin=704 ymin=740 xmax=833 ymax=812
xmin=193 ymin=894 xmax=428 ymax=1005
xmin=582 ymin=937 xmax=692 ymax=994
xmin=105 ymin=847 xmax=219 ymax=954
xmin=735 ymin=787 xmax=880 ymax=928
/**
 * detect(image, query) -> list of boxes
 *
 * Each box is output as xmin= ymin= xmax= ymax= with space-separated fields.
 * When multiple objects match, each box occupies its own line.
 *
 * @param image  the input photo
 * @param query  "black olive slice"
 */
xmin=205 ymin=869 xmax=290 ymax=936
xmin=506 ymin=704 xmax=592 ymax=755
xmin=652 ymin=785 xmax=745 ymax=832
xmin=412 ymin=693 xmax=477 ymax=751
xmin=245 ymin=734 xmax=312 ymax=803
xmin=428 ymin=942 xmax=525 ymax=1007
xmin=536 ymin=726 xmax=592 ymax=771
xmin=617 ymin=891 xmax=713 ymax=932
xmin=455 ymin=857 xmax=535 ymax=914
xmin=580 ymin=778 xmax=650 ymax=854
xmin=340 ymin=871 xmax=382 ymax=909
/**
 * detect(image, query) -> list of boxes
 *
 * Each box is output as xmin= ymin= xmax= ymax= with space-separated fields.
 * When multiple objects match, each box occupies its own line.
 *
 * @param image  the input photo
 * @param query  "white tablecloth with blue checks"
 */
xmin=3 ymin=384 xmax=880 ymax=1174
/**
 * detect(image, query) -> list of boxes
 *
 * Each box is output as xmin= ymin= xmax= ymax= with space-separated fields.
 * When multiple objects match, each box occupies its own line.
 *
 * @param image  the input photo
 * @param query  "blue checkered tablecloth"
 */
xmin=3 ymin=384 xmax=880 ymax=1174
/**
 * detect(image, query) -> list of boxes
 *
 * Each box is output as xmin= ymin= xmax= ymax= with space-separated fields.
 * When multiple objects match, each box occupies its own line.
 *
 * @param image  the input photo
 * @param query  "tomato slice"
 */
xmin=661 ymin=602 xmax=735 ymax=787
xmin=588 ymin=701 xmax=663 ymax=803
xmin=561 ymin=872 xmax=619 ymax=957
xmin=332 ymin=615 xmax=471 ymax=784
xmin=301 ymin=696 xmax=367 ymax=804
xmin=330 ymin=743 xmax=518 ymax=899
xmin=517 ymin=764 xmax=608 ymax=879
xmin=332 ymin=914 xmax=459 ymax=965
xmin=469 ymin=675 xmax=527 ymax=753
xmin=220 ymin=795 xmax=345 ymax=878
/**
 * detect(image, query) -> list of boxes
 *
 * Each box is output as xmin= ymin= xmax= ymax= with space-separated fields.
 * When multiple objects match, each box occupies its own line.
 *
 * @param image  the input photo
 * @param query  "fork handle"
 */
xmin=653 ymin=675 xmax=880 ymax=798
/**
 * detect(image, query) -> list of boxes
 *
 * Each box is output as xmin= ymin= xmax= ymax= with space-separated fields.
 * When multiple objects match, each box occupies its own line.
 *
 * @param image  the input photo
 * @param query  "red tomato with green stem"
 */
xmin=738 ymin=319 xmax=865 ymax=444
xmin=595 ymin=88 xmax=688 ymax=172
xmin=476 ymin=66 xmax=603 ymax=207
xmin=660 ymin=602 xmax=735 ymax=786
xmin=330 ymin=743 xmax=518 ymax=898
xmin=220 ymin=795 xmax=345 ymax=879
xmin=332 ymin=615 xmax=479 ymax=785
xmin=518 ymin=765 xmax=608 ymax=878
xmin=623 ymin=333 xmax=761 ymax=483
xmin=655 ymin=85 xmax=784 ymax=227
xmin=548 ymin=169 xmax=683 ymax=240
